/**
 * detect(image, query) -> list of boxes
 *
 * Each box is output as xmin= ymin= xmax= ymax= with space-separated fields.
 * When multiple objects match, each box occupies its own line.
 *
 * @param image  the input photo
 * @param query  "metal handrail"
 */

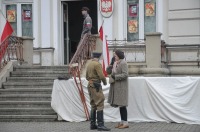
xmin=0 ymin=35 xmax=23 ymax=70
xmin=107 ymin=39 xmax=146 ymax=63
xmin=69 ymin=33 xmax=98 ymax=120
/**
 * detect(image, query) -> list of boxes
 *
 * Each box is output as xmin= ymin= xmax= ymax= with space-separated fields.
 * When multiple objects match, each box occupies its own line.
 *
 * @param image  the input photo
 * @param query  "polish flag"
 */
xmin=99 ymin=25 xmax=110 ymax=76
xmin=0 ymin=11 xmax=13 ymax=43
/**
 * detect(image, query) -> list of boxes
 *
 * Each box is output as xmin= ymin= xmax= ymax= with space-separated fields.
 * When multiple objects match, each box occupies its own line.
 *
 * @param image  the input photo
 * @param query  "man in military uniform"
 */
xmin=86 ymin=52 xmax=110 ymax=131
xmin=81 ymin=7 xmax=92 ymax=38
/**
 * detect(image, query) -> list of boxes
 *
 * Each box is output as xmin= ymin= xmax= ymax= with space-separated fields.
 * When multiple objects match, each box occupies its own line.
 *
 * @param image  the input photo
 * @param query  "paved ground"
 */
xmin=0 ymin=121 xmax=200 ymax=132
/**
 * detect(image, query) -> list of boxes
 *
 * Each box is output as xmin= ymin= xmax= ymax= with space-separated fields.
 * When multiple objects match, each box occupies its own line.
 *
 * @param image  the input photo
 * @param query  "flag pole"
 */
xmin=99 ymin=19 xmax=104 ymax=32
xmin=101 ymin=19 xmax=104 ymax=28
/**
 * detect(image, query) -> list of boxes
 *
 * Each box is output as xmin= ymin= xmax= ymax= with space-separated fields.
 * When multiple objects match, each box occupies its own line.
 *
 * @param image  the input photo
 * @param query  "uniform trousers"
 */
xmin=88 ymin=85 xmax=105 ymax=111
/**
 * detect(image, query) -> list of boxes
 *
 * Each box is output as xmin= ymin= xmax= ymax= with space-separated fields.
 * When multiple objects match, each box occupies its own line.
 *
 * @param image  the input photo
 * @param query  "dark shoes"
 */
xmin=97 ymin=110 xmax=110 ymax=131
xmin=90 ymin=125 xmax=97 ymax=130
xmin=90 ymin=109 xmax=110 ymax=131
xmin=97 ymin=125 xmax=110 ymax=131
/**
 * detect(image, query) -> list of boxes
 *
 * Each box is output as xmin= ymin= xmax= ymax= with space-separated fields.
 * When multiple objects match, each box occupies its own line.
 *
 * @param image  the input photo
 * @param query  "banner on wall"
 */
xmin=128 ymin=20 xmax=137 ymax=33
xmin=7 ymin=10 xmax=16 ymax=22
xmin=145 ymin=3 xmax=155 ymax=16
xmin=128 ymin=4 xmax=137 ymax=17
xmin=99 ymin=0 xmax=114 ymax=18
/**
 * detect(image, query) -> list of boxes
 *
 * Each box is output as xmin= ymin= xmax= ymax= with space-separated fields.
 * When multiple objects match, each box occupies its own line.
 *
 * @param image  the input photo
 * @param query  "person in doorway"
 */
xmin=86 ymin=52 xmax=110 ymax=131
xmin=107 ymin=49 xmax=129 ymax=129
xmin=81 ymin=7 xmax=92 ymax=39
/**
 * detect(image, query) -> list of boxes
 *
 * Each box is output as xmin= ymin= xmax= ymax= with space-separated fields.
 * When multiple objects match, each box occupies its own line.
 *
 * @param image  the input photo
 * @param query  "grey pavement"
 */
xmin=0 ymin=121 xmax=200 ymax=132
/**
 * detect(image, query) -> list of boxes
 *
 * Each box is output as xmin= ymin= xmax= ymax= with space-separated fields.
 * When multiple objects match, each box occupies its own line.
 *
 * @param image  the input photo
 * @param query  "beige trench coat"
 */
xmin=107 ymin=59 xmax=129 ymax=107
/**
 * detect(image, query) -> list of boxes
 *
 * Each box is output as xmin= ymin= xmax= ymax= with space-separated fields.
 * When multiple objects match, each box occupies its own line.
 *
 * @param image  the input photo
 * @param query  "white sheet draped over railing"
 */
xmin=51 ymin=77 xmax=200 ymax=124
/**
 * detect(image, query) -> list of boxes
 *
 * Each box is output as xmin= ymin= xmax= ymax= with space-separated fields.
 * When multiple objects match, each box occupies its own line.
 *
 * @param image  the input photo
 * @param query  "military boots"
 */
xmin=97 ymin=110 xmax=110 ymax=131
xmin=90 ymin=109 xmax=97 ymax=130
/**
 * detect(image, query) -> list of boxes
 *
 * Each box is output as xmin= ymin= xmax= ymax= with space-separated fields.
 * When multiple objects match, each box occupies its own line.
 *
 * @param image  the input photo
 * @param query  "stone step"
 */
xmin=2 ymin=82 xmax=53 ymax=88
xmin=3 ymin=86 xmax=53 ymax=89
xmin=3 ymin=85 xmax=53 ymax=89
xmin=3 ymin=82 xmax=53 ymax=86
xmin=10 ymin=71 xmax=68 ymax=77
xmin=14 ymin=69 xmax=68 ymax=72
xmin=0 ymin=94 xmax=51 ymax=101
xmin=0 ymin=115 xmax=57 ymax=122
xmin=7 ymin=77 xmax=56 ymax=82
xmin=14 ymin=65 xmax=69 ymax=71
xmin=0 ymin=108 xmax=56 ymax=115
xmin=0 ymin=65 xmax=65 ymax=122
xmin=11 ymin=70 xmax=68 ymax=73
xmin=0 ymin=101 xmax=51 ymax=108
xmin=0 ymin=88 xmax=52 ymax=94
xmin=2 ymin=87 xmax=52 ymax=89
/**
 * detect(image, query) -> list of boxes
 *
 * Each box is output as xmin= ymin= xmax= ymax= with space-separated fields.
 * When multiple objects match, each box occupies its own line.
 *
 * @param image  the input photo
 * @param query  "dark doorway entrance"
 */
xmin=62 ymin=0 xmax=98 ymax=64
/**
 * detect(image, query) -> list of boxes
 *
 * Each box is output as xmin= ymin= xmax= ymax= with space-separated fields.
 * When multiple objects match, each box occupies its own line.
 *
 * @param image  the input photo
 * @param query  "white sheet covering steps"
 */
xmin=51 ymin=77 xmax=200 ymax=124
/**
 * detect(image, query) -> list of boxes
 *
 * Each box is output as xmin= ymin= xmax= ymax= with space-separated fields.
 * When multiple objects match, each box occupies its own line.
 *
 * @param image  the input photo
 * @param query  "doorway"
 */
xmin=61 ymin=0 xmax=98 ymax=65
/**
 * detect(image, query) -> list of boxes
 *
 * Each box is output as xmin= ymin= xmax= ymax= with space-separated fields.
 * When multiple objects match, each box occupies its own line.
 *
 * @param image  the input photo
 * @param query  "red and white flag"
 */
xmin=0 ymin=10 xmax=13 ymax=43
xmin=99 ymin=25 xmax=110 ymax=76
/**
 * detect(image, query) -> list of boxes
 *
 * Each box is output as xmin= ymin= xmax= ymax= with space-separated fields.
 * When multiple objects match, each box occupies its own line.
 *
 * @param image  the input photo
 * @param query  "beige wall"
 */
xmin=168 ymin=0 xmax=200 ymax=45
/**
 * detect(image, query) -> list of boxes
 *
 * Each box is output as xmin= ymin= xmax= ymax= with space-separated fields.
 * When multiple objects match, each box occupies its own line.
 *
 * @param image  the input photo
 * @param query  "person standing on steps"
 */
xmin=86 ymin=52 xmax=110 ymax=131
xmin=80 ymin=7 xmax=92 ymax=58
xmin=81 ymin=7 xmax=92 ymax=39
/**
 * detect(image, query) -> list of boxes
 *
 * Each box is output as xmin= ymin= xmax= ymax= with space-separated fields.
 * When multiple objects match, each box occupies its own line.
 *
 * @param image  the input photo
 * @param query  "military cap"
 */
xmin=92 ymin=52 xmax=102 ymax=58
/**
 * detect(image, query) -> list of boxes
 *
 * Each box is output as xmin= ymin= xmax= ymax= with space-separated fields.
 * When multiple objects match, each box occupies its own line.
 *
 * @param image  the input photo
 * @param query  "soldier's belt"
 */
xmin=89 ymin=80 xmax=101 ymax=92
xmin=89 ymin=80 xmax=101 ymax=84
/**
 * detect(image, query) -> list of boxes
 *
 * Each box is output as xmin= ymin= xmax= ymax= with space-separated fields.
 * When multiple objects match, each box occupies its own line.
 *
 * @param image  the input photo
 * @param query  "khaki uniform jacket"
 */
xmin=107 ymin=59 xmax=129 ymax=107
xmin=86 ymin=59 xmax=107 ymax=110
xmin=86 ymin=59 xmax=107 ymax=85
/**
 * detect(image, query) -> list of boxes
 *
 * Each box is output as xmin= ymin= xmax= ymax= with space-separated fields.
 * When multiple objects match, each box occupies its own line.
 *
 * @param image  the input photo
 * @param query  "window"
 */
xmin=127 ymin=0 xmax=156 ymax=41
xmin=6 ymin=5 xmax=17 ymax=34
xmin=21 ymin=4 xmax=33 ymax=37
xmin=144 ymin=0 xmax=156 ymax=33
xmin=5 ymin=3 xmax=33 ymax=37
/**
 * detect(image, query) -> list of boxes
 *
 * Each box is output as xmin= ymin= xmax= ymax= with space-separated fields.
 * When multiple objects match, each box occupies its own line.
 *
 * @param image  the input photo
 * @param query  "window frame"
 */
xmin=126 ymin=0 xmax=161 ymax=40
xmin=2 ymin=1 xmax=33 ymax=37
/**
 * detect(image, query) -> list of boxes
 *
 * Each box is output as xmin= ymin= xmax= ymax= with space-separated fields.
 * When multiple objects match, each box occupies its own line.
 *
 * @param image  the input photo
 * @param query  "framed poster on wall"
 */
xmin=23 ymin=10 xmax=32 ymax=21
xmin=128 ymin=4 xmax=137 ymax=17
xmin=7 ymin=10 xmax=16 ymax=22
xmin=128 ymin=20 xmax=137 ymax=33
xmin=145 ymin=3 xmax=155 ymax=16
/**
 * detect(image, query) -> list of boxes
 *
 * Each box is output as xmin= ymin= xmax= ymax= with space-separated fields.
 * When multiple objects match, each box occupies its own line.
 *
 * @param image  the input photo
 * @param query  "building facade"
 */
xmin=0 ymin=0 xmax=199 ymax=66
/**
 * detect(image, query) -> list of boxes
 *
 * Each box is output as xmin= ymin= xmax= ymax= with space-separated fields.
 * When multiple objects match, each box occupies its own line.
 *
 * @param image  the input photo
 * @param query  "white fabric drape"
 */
xmin=51 ymin=77 xmax=200 ymax=124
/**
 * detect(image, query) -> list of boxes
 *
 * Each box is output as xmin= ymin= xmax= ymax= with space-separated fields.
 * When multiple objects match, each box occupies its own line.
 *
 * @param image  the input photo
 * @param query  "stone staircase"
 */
xmin=0 ymin=65 xmax=69 ymax=122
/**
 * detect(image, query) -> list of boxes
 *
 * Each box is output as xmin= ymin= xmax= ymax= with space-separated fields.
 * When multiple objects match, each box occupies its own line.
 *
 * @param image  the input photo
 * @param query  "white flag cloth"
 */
xmin=99 ymin=25 xmax=110 ymax=76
